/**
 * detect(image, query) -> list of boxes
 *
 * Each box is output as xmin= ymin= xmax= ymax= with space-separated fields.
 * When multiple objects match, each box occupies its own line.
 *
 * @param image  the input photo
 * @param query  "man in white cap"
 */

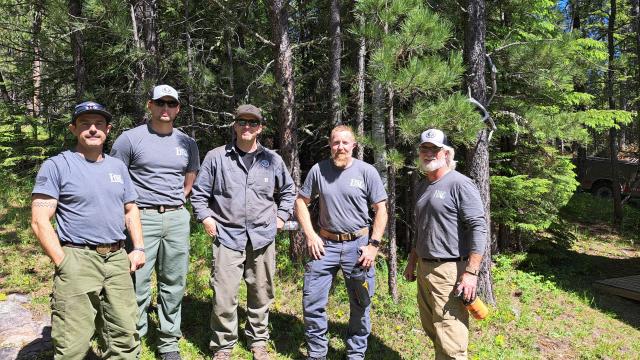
xmin=111 ymin=85 xmax=200 ymax=360
xmin=403 ymin=128 xmax=486 ymax=360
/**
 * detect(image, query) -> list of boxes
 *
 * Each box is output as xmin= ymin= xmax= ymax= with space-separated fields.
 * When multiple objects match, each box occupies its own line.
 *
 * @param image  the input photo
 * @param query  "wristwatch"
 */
xmin=369 ymin=239 xmax=381 ymax=248
xmin=465 ymin=265 xmax=479 ymax=276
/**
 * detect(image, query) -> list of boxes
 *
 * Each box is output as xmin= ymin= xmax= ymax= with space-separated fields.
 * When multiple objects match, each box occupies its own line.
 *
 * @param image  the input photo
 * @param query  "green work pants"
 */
xmin=209 ymin=240 xmax=276 ymax=351
xmin=51 ymin=246 xmax=140 ymax=360
xmin=134 ymin=207 xmax=190 ymax=354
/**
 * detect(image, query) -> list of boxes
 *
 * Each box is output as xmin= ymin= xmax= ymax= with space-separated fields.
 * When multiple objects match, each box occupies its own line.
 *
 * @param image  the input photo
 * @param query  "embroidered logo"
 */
xmin=260 ymin=160 xmax=270 ymax=168
xmin=350 ymin=179 xmax=364 ymax=189
xmin=176 ymin=147 xmax=188 ymax=157
xmin=433 ymin=190 xmax=446 ymax=199
xmin=109 ymin=173 xmax=123 ymax=184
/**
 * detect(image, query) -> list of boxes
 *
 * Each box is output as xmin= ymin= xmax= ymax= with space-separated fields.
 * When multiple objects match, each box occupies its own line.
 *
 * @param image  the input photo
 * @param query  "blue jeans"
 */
xmin=303 ymin=235 xmax=375 ymax=360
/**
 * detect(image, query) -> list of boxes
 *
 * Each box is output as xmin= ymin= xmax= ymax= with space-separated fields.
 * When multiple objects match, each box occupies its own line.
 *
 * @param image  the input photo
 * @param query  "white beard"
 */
xmin=421 ymin=158 xmax=446 ymax=173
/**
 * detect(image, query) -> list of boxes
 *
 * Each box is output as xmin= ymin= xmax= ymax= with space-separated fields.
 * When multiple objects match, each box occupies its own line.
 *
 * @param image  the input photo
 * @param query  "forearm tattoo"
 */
xmin=32 ymin=201 xmax=56 ymax=208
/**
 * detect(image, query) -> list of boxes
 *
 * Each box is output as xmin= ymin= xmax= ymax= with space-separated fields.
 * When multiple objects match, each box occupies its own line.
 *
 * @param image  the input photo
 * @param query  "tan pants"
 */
xmin=417 ymin=259 xmax=469 ymax=360
xmin=209 ymin=240 xmax=276 ymax=351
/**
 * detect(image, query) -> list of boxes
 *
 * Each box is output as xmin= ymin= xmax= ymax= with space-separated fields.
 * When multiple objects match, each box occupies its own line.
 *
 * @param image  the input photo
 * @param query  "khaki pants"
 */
xmin=417 ymin=260 xmax=469 ymax=360
xmin=51 ymin=246 xmax=140 ymax=360
xmin=209 ymin=240 xmax=276 ymax=351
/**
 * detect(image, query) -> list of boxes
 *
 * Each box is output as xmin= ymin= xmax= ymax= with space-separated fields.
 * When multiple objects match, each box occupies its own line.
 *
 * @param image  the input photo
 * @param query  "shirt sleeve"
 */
xmin=457 ymin=178 xmax=487 ymax=255
xmin=32 ymin=159 xmax=61 ymax=199
xmin=275 ymin=157 xmax=295 ymax=221
xmin=186 ymin=137 xmax=200 ymax=172
xmin=365 ymin=165 xmax=388 ymax=204
xmin=110 ymin=133 xmax=132 ymax=167
xmin=298 ymin=165 xmax=318 ymax=199
xmin=190 ymin=152 xmax=216 ymax=222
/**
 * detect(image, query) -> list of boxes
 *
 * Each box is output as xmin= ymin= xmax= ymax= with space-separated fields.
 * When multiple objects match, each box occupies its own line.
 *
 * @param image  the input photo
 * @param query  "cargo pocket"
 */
xmin=50 ymin=295 xmax=67 ymax=351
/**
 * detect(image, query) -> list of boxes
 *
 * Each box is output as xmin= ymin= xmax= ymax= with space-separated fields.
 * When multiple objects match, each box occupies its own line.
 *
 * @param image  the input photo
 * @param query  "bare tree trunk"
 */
xmin=386 ymin=89 xmax=398 ymax=302
xmin=464 ymin=0 xmax=495 ymax=305
xmin=0 ymin=71 xmax=11 ymax=103
xmin=130 ymin=0 xmax=158 ymax=123
xmin=607 ymin=0 xmax=623 ymax=229
xmin=69 ymin=0 xmax=87 ymax=102
xmin=329 ymin=0 xmax=342 ymax=125
xmin=31 ymin=0 xmax=43 ymax=140
xmin=184 ymin=0 xmax=196 ymax=138
xmin=372 ymin=81 xmax=386 ymax=184
xmin=356 ymin=31 xmax=366 ymax=160
xmin=268 ymin=0 xmax=302 ymax=259
xmin=130 ymin=2 xmax=146 ymax=123
xmin=226 ymin=30 xmax=236 ymax=104
xmin=634 ymin=0 xmax=640 ymax=186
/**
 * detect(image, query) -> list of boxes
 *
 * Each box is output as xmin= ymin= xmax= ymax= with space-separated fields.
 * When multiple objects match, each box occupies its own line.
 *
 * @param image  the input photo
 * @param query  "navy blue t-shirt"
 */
xmin=32 ymin=150 xmax=138 ymax=245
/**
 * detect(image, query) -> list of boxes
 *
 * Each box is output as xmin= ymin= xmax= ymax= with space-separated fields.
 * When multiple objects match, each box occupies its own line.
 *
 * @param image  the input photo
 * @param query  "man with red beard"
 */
xmin=295 ymin=125 xmax=388 ymax=360
xmin=403 ymin=128 xmax=486 ymax=360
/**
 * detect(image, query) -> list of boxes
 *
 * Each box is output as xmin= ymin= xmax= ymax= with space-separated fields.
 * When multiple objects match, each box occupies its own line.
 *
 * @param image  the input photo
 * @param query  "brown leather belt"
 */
xmin=319 ymin=228 xmax=369 ymax=241
xmin=422 ymin=256 xmax=469 ymax=263
xmin=140 ymin=205 xmax=184 ymax=213
xmin=61 ymin=240 xmax=125 ymax=255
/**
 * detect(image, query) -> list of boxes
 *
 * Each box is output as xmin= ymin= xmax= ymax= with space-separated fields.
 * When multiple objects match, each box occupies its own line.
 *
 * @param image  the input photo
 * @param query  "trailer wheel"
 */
xmin=591 ymin=181 xmax=613 ymax=198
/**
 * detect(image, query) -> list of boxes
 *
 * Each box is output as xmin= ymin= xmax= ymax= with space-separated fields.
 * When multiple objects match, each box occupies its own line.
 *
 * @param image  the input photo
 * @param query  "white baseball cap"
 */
xmin=419 ymin=129 xmax=451 ymax=147
xmin=151 ymin=85 xmax=179 ymax=101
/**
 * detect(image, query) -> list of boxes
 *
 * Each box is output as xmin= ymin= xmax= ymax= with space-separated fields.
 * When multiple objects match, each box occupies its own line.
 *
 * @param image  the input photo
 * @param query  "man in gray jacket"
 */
xmin=191 ymin=104 xmax=295 ymax=360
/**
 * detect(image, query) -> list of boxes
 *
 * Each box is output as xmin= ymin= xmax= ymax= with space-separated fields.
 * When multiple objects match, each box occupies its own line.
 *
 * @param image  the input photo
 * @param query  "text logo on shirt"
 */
xmin=350 ymin=178 xmax=364 ymax=189
xmin=176 ymin=147 xmax=188 ymax=157
xmin=433 ymin=190 xmax=446 ymax=199
xmin=109 ymin=173 xmax=124 ymax=184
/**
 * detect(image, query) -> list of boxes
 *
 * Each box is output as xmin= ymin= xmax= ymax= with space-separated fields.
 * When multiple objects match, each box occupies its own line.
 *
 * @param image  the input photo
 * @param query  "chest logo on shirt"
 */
xmin=349 ymin=178 xmax=364 ymax=189
xmin=175 ymin=147 xmax=188 ymax=157
xmin=260 ymin=160 xmax=270 ymax=168
xmin=109 ymin=173 xmax=124 ymax=184
xmin=433 ymin=190 xmax=446 ymax=200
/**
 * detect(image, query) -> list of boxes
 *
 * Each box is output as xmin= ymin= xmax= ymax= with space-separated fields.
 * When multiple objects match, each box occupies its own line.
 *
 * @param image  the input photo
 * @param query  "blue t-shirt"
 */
xmin=299 ymin=159 xmax=387 ymax=233
xmin=32 ymin=150 xmax=138 ymax=245
xmin=110 ymin=124 xmax=200 ymax=207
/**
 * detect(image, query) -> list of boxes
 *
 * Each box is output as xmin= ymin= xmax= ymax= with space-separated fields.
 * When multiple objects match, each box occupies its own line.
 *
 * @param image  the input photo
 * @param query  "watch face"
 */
xmin=370 ymin=239 xmax=381 ymax=247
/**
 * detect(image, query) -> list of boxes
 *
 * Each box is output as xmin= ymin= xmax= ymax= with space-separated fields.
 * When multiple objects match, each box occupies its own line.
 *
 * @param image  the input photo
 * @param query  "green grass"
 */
xmin=2 ymin=184 xmax=640 ymax=359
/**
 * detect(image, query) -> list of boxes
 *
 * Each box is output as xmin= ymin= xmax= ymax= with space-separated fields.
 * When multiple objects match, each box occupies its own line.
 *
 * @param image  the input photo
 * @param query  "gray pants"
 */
xmin=209 ymin=240 xmax=276 ymax=351
xmin=134 ymin=207 xmax=191 ymax=354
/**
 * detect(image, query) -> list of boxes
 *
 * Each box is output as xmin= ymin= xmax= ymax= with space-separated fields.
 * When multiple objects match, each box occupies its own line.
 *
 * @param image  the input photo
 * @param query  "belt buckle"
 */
xmin=96 ymin=244 xmax=110 ymax=255
xmin=158 ymin=205 xmax=166 ymax=213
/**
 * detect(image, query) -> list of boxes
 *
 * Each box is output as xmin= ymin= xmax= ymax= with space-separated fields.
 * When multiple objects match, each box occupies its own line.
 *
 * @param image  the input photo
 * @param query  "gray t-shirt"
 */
xmin=32 ymin=150 xmax=138 ymax=245
xmin=110 ymin=124 xmax=200 ymax=207
xmin=414 ymin=170 xmax=486 ymax=259
xmin=299 ymin=159 xmax=387 ymax=233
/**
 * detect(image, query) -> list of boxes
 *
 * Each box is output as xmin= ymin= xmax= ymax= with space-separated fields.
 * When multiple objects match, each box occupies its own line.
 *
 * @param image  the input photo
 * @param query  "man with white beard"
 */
xmin=403 ymin=128 xmax=486 ymax=360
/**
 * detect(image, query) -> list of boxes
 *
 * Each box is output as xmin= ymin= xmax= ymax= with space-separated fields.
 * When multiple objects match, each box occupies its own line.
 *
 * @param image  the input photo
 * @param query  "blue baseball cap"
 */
xmin=71 ymin=101 xmax=112 ymax=123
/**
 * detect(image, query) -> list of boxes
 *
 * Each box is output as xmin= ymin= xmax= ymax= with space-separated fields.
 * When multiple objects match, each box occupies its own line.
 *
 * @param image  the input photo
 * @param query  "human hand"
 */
xmin=276 ymin=217 xmax=284 ymax=230
xmin=403 ymin=261 xmax=417 ymax=282
xmin=128 ymin=250 xmax=146 ymax=273
xmin=456 ymin=272 xmax=478 ymax=303
xmin=203 ymin=217 xmax=217 ymax=237
xmin=306 ymin=233 xmax=325 ymax=260
xmin=358 ymin=245 xmax=378 ymax=269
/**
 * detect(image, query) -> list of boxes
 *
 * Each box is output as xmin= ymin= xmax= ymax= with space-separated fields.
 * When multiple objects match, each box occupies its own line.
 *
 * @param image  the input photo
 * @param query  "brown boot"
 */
xmin=212 ymin=349 xmax=232 ymax=360
xmin=251 ymin=345 xmax=270 ymax=360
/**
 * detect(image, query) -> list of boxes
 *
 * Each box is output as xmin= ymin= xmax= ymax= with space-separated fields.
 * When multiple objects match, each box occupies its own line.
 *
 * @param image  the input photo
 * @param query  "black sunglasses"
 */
xmin=236 ymin=119 xmax=261 ymax=127
xmin=152 ymin=99 xmax=180 ymax=108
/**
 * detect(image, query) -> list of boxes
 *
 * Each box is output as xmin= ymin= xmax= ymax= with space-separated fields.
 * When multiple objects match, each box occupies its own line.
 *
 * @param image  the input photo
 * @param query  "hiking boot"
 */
xmin=212 ymin=349 xmax=232 ymax=360
xmin=160 ymin=351 xmax=182 ymax=360
xmin=251 ymin=345 xmax=270 ymax=360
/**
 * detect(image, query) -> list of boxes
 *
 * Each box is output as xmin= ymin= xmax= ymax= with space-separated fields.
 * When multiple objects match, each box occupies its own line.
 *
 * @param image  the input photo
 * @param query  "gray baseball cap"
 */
xmin=151 ymin=85 xmax=179 ymax=101
xmin=419 ymin=129 xmax=451 ymax=147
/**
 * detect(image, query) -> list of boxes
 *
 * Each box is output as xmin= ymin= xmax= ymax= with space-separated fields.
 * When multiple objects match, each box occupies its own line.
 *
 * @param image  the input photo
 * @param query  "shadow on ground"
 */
xmin=519 ymin=239 xmax=640 ymax=329
xmin=174 ymin=295 xmax=403 ymax=359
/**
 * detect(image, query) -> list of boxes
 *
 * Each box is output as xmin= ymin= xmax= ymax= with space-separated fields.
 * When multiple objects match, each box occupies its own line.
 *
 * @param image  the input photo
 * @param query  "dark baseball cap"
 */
xmin=71 ymin=101 xmax=112 ymax=123
xmin=234 ymin=104 xmax=263 ymax=121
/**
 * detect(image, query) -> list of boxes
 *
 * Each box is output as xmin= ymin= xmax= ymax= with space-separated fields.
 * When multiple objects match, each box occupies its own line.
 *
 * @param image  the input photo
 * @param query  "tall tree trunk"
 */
xmin=386 ymin=89 xmax=398 ymax=302
xmin=226 ymin=30 xmax=236 ymax=104
xmin=184 ymin=0 xmax=196 ymax=138
xmin=607 ymin=0 xmax=623 ymax=229
xmin=31 ymin=0 xmax=43 ymax=140
xmin=464 ymin=0 xmax=495 ymax=305
xmin=268 ymin=0 xmax=302 ymax=259
xmin=69 ymin=0 xmax=87 ymax=102
xmin=356 ymin=33 xmax=366 ymax=160
xmin=631 ymin=0 xmax=640 ymax=203
xmin=329 ymin=0 xmax=342 ymax=125
xmin=130 ymin=0 xmax=159 ymax=123
xmin=372 ymin=81 xmax=387 ymax=184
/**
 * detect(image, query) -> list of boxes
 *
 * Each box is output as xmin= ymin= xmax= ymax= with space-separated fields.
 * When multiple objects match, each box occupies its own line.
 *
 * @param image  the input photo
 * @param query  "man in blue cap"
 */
xmin=31 ymin=101 xmax=145 ymax=359
xmin=111 ymin=85 xmax=200 ymax=360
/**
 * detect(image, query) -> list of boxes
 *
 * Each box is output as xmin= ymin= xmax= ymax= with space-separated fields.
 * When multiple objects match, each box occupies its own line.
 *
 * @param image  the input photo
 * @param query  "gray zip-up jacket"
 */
xmin=191 ymin=143 xmax=295 ymax=251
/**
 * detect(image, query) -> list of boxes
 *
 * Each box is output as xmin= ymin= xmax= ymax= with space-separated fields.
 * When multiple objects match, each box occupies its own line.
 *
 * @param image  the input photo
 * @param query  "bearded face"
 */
xmin=330 ymin=130 xmax=356 ymax=169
